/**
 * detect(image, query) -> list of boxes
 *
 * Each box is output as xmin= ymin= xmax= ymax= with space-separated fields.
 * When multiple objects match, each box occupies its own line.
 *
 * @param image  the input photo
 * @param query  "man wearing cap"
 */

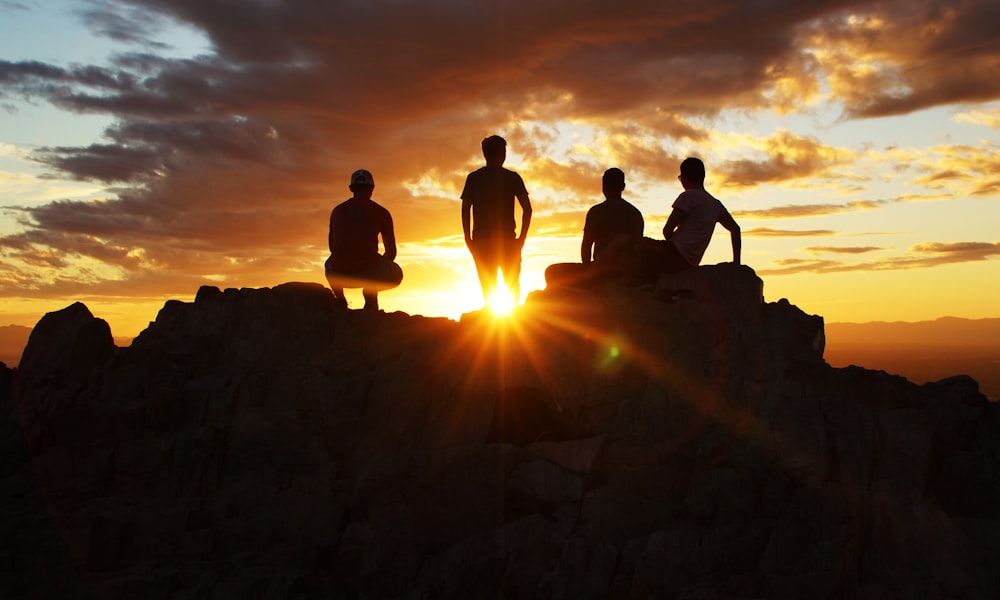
xmin=325 ymin=169 xmax=403 ymax=311
xmin=461 ymin=135 xmax=533 ymax=306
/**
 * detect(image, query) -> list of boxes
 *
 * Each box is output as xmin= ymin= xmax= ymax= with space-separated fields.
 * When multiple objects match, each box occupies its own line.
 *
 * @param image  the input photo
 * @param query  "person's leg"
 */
xmin=362 ymin=289 xmax=379 ymax=311
xmin=332 ymin=288 xmax=348 ymax=308
xmin=659 ymin=240 xmax=692 ymax=273
xmin=544 ymin=263 xmax=588 ymax=290
xmin=501 ymin=241 xmax=523 ymax=303
xmin=358 ymin=259 xmax=401 ymax=311
xmin=472 ymin=239 xmax=499 ymax=305
xmin=326 ymin=273 xmax=349 ymax=308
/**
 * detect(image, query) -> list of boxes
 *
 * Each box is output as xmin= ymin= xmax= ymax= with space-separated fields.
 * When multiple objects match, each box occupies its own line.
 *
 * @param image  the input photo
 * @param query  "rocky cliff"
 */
xmin=3 ymin=264 xmax=999 ymax=599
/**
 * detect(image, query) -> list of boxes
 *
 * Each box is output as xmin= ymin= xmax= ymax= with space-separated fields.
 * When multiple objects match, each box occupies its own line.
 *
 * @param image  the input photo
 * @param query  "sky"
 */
xmin=1 ymin=0 xmax=999 ymax=339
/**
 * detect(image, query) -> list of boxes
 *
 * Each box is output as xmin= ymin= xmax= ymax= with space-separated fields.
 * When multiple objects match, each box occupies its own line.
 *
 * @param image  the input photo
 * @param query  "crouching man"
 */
xmin=325 ymin=169 xmax=403 ymax=311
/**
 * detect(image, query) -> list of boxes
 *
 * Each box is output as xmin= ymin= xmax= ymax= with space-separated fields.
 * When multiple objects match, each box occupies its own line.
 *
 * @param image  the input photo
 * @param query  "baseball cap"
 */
xmin=350 ymin=169 xmax=375 ymax=186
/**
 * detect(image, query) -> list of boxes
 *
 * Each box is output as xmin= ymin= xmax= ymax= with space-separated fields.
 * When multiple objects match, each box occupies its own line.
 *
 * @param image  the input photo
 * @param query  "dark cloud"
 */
xmin=745 ymin=227 xmax=837 ymax=237
xmin=735 ymin=198 xmax=895 ymax=220
xmin=816 ymin=0 xmax=1000 ymax=118
xmin=804 ymin=245 xmax=884 ymax=254
xmin=758 ymin=240 xmax=1000 ymax=275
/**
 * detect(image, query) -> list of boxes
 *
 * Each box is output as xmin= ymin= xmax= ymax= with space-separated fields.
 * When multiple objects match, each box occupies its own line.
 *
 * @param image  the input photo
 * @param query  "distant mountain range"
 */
xmin=825 ymin=317 xmax=1000 ymax=401
xmin=825 ymin=316 xmax=1000 ymax=347
xmin=0 ymin=325 xmax=31 ymax=368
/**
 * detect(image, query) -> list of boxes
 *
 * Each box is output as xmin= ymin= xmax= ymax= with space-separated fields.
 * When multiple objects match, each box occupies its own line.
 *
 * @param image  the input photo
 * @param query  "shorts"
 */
xmin=326 ymin=256 xmax=403 ymax=291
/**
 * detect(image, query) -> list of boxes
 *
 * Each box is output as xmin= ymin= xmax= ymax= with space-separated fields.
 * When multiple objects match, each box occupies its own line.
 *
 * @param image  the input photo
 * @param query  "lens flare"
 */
xmin=487 ymin=284 xmax=516 ymax=317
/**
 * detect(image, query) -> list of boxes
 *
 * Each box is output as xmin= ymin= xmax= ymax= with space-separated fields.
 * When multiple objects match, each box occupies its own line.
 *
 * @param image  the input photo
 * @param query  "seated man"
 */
xmin=325 ymin=169 xmax=403 ymax=311
xmin=641 ymin=157 xmax=740 ymax=278
xmin=545 ymin=167 xmax=644 ymax=289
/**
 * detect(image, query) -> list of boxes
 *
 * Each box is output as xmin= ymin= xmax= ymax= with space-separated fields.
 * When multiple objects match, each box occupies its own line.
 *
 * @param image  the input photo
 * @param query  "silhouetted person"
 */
xmin=325 ymin=169 xmax=402 ymax=311
xmin=462 ymin=135 xmax=533 ymax=307
xmin=641 ymin=157 xmax=740 ymax=277
xmin=545 ymin=167 xmax=644 ymax=289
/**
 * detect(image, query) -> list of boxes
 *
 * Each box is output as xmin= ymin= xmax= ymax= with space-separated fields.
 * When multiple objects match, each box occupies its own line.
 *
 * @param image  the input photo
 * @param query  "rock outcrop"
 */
xmin=3 ymin=264 xmax=998 ymax=599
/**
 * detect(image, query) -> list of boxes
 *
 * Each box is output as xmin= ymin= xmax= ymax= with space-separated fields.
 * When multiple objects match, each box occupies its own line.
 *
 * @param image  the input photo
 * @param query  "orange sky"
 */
xmin=1 ymin=0 xmax=999 ymax=338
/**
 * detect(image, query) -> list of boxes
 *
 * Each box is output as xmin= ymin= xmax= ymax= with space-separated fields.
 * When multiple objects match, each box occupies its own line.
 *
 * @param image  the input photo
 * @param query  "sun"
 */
xmin=487 ymin=282 xmax=517 ymax=317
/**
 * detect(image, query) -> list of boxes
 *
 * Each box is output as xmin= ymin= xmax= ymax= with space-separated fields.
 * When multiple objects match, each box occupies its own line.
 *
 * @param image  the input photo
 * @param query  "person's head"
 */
xmin=679 ymin=157 xmax=705 ymax=188
xmin=602 ymin=167 xmax=626 ymax=198
xmin=481 ymin=135 xmax=507 ymax=165
xmin=349 ymin=169 xmax=375 ymax=199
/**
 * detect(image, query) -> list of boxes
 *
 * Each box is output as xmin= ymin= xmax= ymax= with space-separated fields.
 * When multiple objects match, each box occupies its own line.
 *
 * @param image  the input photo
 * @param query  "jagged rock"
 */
xmin=15 ymin=301 xmax=114 ymax=456
xmin=4 ymin=266 xmax=999 ymax=599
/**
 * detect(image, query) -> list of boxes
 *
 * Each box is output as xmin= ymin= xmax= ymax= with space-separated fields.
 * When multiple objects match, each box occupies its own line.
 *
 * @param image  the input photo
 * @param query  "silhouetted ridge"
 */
xmin=3 ymin=265 xmax=997 ymax=599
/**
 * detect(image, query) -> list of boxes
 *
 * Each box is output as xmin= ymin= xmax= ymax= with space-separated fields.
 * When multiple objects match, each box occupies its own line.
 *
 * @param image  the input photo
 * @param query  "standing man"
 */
xmin=461 ymin=135 xmax=533 ymax=306
xmin=644 ymin=157 xmax=740 ymax=275
xmin=544 ymin=167 xmax=644 ymax=289
xmin=325 ymin=169 xmax=403 ymax=311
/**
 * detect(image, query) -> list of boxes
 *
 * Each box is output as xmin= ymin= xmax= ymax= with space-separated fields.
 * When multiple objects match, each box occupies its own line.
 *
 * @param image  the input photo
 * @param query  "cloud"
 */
xmin=804 ymin=245 xmax=884 ymax=254
xmin=758 ymin=240 xmax=1000 ymax=275
xmin=910 ymin=241 xmax=1000 ymax=261
xmin=719 ymin=130 xmax=854 ymax=188
xmin=870 ymin=140 xmax=1000 ymax=197
xmin=744 ymin=227 xmax=836 ymax=237
xmin=954 ymin=107 xmax=1000 ymax=129
xmin=735 ymin=198 xmax=895 ymax=220
xmin=811 ymin=1 xmax=1000 ymax=118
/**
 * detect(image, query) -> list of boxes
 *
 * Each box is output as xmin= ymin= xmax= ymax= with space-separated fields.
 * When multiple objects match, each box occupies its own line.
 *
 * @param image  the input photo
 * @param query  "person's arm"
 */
xmin=581 ymin=229 xmax=595 ymax=264
xmin=719 ymin=208 xmax=741 ymax=264
xmin=381 ymin=209 xmax=397 ymax=261
xmin=662 ymin=208 xmax=685 ymax=240
xmin=328 ymin=209 xmax=337 ymax=254
xmin=516 ymin=192 xmax=532 ymax=247
xmin=633 ymin=211 xmax=645 ymax=241
xmin=461 ymin=197 xmax=473 ymax=249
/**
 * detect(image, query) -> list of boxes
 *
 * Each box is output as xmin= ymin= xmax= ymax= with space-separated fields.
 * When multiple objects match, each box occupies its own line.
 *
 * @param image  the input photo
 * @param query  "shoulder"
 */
xmin=503 ymin=167 xmax=526 ymax=184
xmin=619 ymin=198 xmax=641 ymax=212
xmin=588 ymin=199 xmax=609 ymax=213
xmin=702 ymin=190 xmax=725 ymax=211
xmin=674 ymin=189 xmax=708 ymax=207
xmin=463 ymin=167 xmax=486 ymax=183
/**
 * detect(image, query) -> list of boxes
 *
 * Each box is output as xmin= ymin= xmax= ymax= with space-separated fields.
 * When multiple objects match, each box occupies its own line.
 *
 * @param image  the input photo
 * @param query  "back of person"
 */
xmin=328 ymin=198 xmax=390 ymax=273
xmin=670 ymin=188 xmax=725 ymax=266
xmin=587 ymin=200 xmax=644 ymax=261
xmin=463 ymin=166 xmax=523 ymax=239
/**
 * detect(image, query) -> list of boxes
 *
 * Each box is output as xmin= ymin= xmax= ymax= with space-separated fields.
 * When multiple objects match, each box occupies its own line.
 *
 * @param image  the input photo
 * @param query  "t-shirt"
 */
xmin=670 ymin=189 xmax=729 ymax=266
xmin=461 ymin=166 xmax=528 ymax=239
xmin=327 ymin=198 xmax=394 ymax=273
xmin=583 ymin=199 xmax=644 ymax=260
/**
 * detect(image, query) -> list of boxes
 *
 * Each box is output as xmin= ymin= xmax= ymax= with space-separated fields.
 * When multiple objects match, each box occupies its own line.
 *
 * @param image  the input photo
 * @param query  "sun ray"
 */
xmin=486 ymin=278 xmax=517 ymax=317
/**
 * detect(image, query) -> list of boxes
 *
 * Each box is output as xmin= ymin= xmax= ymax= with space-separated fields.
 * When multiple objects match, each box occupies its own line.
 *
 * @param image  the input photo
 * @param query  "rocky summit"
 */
xmin=3 ymin=264 xmax=999 ymax=599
